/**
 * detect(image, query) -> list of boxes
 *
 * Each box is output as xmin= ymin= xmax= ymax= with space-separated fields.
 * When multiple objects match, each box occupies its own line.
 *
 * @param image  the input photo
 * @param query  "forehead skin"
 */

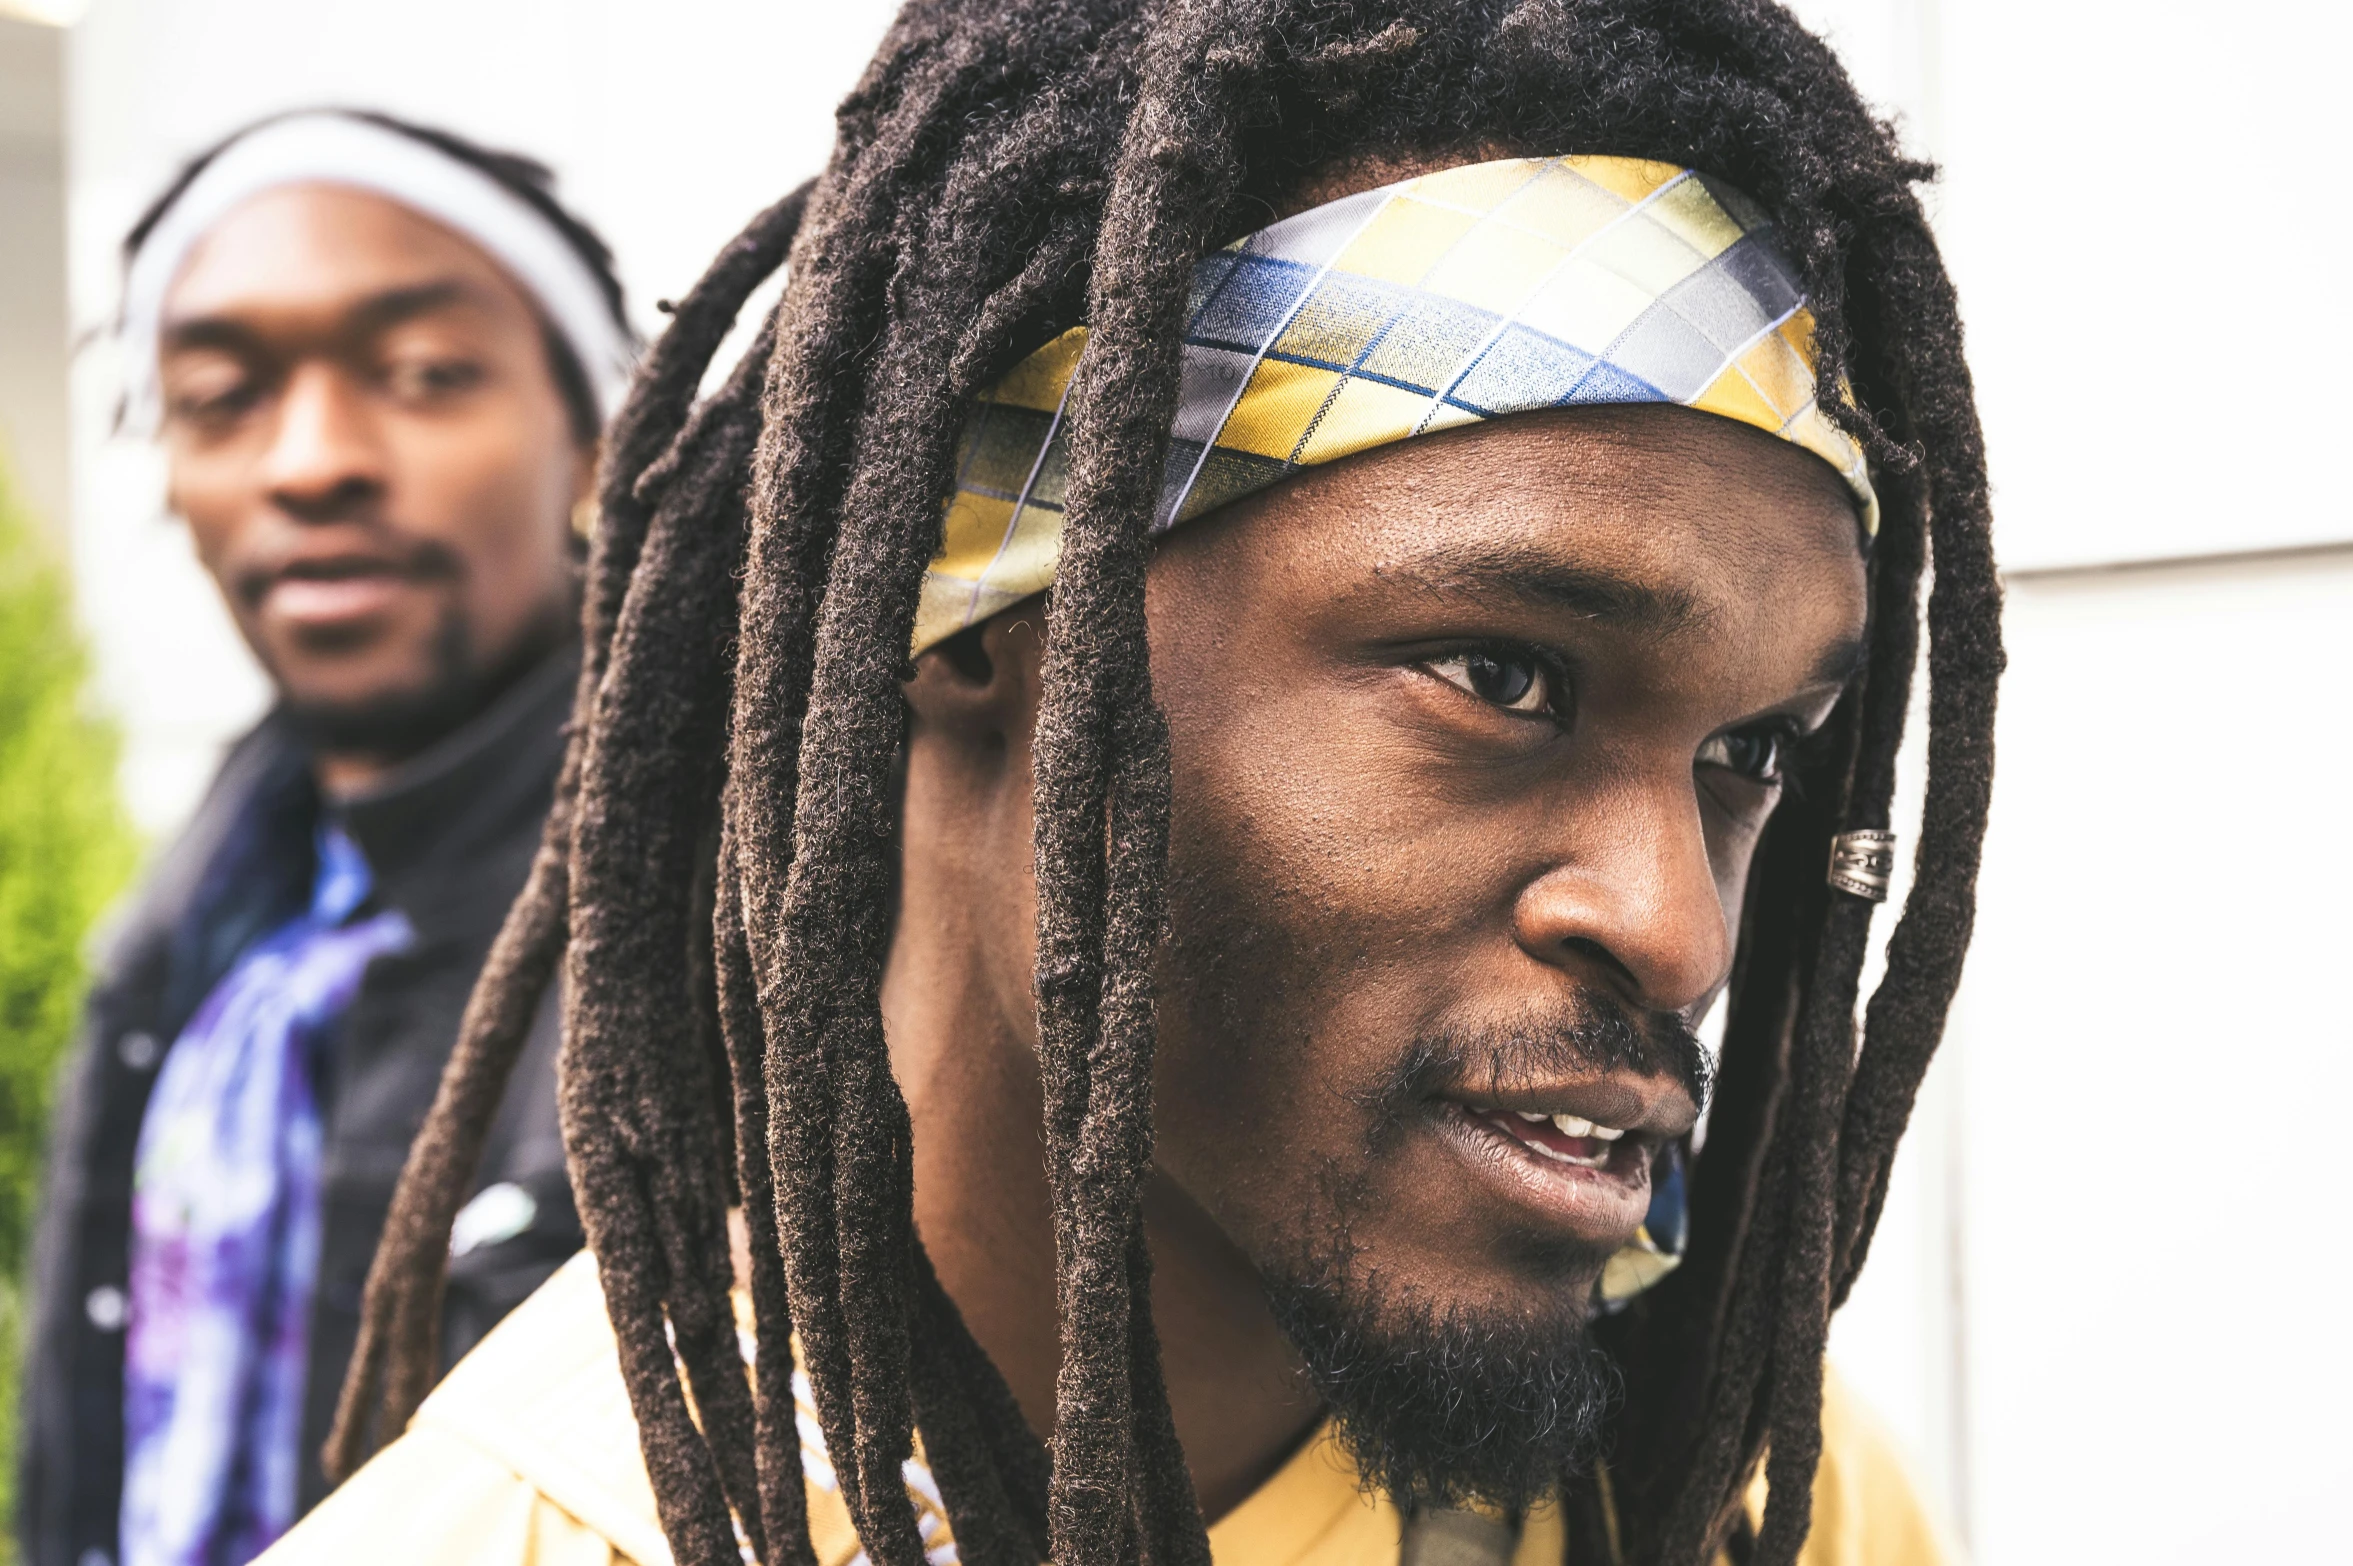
xmin=1150 ymin=404 xmax=1864 ymax=701
xmin=161 ymin=181 xmax=545 ymax=344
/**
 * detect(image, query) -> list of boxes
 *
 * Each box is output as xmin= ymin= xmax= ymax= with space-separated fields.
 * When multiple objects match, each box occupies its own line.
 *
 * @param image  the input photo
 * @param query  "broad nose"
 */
xmin=260 ymin=363 xmax=386 ymax=522
xmin=1510 ymin=783 xmax=1730 ymax=1017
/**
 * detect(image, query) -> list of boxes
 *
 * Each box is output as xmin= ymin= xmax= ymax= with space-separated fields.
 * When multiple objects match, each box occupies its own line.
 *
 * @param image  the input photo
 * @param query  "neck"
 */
xmin=314 ymin=750 xmax=396 ymax=797
xmin=881 ymin=825 xmax=1323 ymax=1521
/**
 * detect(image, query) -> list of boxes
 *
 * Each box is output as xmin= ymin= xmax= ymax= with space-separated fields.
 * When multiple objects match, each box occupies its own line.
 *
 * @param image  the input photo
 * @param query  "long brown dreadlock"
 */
xmin=326 ymin=3 xmax=2002 ymax=1564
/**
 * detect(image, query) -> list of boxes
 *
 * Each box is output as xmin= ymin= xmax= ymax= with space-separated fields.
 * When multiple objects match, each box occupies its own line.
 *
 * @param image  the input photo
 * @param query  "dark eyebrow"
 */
xmin=1377 ymin=540 xmax=1713 ymax=639
xmin=158 ymin=278 xmax=496 ymax=357
xmin=343 ymin=279 xmax=489 ymax=335
xmin=1809 ymin=633 xmax=1869 ymax=688
xmin=155 ymin=316 xmax=263 ymax=357
xmin=1376 ymin=537 xmax=1869 ymax=695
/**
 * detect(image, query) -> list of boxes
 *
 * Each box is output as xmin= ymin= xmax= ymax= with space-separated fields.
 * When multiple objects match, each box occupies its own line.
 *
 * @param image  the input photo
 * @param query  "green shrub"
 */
xmin=0 ymin=459 xmax=139 ymax=1551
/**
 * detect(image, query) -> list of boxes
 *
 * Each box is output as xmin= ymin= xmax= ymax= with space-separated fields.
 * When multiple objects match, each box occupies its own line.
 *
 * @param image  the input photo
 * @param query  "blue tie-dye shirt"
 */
xmin=120 ymin=823 xmax=412 ymax=1566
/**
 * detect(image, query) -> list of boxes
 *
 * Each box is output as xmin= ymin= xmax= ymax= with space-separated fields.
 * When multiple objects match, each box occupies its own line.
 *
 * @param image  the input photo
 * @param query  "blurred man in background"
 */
xmin=19 ymin=109 xmax=634 ymax=1566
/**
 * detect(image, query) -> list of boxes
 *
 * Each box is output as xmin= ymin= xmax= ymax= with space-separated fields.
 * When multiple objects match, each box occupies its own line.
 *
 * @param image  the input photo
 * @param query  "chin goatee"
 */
xmin=1264 ymin=1263 xmax=1620 ymax=1515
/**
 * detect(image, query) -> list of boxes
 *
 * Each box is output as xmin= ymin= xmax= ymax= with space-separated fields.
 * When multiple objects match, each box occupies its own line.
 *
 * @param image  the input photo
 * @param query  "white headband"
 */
xmin=120 ymin=112 xmax=635 ymax=436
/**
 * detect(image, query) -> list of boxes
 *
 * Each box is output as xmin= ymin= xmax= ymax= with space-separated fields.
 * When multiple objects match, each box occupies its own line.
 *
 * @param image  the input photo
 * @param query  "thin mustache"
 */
xmin=1394 ymin=999 xmax=1714 ymax=1114
xmin=235 ymin=534 xmax=464 ymax=605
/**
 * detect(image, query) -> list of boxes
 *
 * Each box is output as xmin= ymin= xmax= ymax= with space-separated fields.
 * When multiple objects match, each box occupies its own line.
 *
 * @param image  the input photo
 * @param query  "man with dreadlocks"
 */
xmin=273 ymin=2 xmax=2000 ymax=1564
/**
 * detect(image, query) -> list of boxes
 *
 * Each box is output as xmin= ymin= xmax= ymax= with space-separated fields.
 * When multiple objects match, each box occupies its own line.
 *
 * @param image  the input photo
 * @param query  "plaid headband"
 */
xmin=918 ymin=154 xmax=1877 ymax=657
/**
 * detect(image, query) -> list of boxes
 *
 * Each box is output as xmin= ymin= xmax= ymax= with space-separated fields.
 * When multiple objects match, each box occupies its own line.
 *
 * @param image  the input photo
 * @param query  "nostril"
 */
xmin=273 ymin=475 xmax=383 ymax=525
xmin=1558 ymin=935 xmax=1640 ymax=992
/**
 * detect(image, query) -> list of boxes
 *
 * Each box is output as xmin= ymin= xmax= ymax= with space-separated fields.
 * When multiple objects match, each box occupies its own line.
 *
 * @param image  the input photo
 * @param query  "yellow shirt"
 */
xmin=260 ymin=1254 xmax=1956 ymax=1566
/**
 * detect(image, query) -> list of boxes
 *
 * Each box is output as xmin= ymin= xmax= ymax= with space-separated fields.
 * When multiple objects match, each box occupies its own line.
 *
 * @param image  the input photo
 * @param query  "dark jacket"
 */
xmin=19 ymin=647 xmax=586 ymax=1566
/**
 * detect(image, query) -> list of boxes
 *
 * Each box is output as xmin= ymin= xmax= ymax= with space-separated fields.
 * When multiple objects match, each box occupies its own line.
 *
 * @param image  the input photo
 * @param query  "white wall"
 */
xmin=57 ymin=1 xmax=2353 ymax=1558
xmin=1959 ymin=551 xmax=2353 ymax=1561
xmin=1790 ymin=0 xmax=2353 ymax=1556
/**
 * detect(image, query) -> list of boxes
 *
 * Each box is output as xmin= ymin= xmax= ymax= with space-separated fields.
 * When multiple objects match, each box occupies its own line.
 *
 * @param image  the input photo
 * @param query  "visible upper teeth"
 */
xmin=1550 ymin=1113 xmax=1627 ymax=1142
xmin=1473 ymin=1105 xmax=1629 ymax=1142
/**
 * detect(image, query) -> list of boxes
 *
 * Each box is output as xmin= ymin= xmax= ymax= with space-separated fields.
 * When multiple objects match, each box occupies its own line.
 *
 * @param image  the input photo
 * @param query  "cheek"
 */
xmin=1151 ymin=781 xmax=1346 ymax=1168
xmin=166 ymin=447 xmax=260 ymax=570
xmin=1147 ymin=714 xmax=1486 ymax=1227
xmin=1704 ymin=811 xmax=1770 ymax=934
xmin=392 ymin=415 xmax=577 ymax=580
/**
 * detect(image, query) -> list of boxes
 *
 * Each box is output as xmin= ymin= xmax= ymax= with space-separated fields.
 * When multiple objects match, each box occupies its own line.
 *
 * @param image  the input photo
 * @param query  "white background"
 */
xmin=12 ymin=0 xmax=2353 ymax=1558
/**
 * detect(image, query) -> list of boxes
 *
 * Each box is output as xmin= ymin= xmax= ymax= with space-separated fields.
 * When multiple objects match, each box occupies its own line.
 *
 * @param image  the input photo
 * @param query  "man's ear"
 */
xmin=902 ymin=602 xmax=1047 ymax=742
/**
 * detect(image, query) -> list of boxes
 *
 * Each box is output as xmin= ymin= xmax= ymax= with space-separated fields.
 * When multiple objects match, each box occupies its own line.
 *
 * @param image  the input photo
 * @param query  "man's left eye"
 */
xmin=384 ymin=357 xmax=485 ymax=399
xmin=1697 ymin=727 xmax=1789 ymax=784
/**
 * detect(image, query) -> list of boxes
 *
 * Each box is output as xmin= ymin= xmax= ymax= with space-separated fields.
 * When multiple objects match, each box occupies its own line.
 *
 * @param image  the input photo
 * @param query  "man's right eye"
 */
xmin=1424 ymin=647 xmax=1564 ymax=720
xmin=165 ymin=372 xmax=264 ymax=426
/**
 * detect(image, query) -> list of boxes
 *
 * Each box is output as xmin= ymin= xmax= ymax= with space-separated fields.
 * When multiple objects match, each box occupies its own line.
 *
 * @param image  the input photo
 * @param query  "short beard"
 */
xmin=1263 ymin=1244 xmax=1620 ymax=1514
xmin=277 ymin=603 xmax=486 ymax=762
xmin=1257 ymin=995 xmax=1707 ymax=1514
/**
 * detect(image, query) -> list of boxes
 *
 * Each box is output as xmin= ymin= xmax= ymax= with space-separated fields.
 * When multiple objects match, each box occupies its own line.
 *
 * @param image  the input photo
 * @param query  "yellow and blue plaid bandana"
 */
xmin=917 ymin=154 xmax=1878 ymax=656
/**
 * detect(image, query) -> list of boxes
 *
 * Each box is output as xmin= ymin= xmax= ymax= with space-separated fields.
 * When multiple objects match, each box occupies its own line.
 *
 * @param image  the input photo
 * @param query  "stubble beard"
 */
xmin=277 ymin=599 xmax=483 ymax=762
